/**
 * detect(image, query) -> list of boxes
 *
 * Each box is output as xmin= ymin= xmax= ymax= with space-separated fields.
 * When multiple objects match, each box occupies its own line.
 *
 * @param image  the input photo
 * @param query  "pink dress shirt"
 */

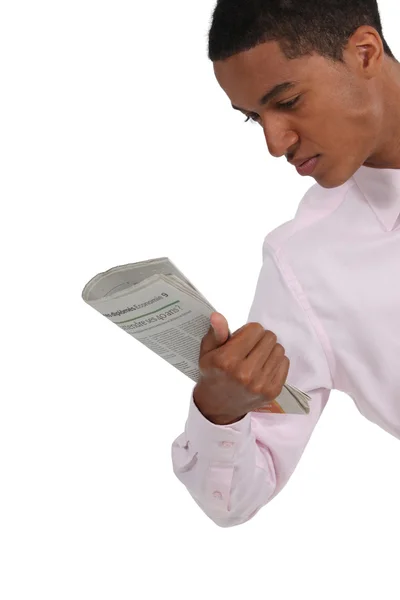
xmin=171 ymin=165 xmax=400 ymax=527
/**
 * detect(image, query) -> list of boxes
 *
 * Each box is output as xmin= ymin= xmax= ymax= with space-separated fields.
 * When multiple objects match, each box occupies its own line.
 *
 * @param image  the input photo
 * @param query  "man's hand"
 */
xmin=193 ymin=312 xmax=290 ymax=425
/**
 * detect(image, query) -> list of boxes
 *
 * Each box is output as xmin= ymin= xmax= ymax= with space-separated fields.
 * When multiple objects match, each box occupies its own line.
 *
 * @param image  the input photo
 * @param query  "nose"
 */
xmin=261 ymin=115 xmax=299 ymax=159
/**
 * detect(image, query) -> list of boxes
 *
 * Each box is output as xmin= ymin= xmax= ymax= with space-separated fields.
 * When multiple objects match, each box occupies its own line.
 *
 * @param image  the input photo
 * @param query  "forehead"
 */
xmin=213 ymin=41 xmax=330 ymax=108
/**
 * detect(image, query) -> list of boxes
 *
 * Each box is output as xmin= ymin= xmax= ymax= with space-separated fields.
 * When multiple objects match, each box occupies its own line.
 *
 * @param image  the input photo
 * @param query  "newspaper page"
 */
xmin=82 ymin=261 xmax=311 ymax=414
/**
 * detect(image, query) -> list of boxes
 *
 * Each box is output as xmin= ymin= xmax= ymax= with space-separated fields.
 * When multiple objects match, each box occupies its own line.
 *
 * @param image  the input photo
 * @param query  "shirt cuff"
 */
xmin=184 ymin=393 xmax=253 ymax=462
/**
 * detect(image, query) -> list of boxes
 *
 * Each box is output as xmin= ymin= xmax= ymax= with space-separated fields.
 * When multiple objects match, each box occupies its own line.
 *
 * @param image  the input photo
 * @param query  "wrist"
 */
xmin=193 ymin=384 xmax=246 ymax=425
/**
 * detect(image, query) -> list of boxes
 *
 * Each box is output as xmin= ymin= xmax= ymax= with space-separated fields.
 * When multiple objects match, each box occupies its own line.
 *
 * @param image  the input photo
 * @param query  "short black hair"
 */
xmin=208 ymin=0 xmax=396 ymax=64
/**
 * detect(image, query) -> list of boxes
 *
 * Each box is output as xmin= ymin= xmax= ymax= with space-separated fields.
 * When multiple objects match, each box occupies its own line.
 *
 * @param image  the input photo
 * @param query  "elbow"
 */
xmin=186 ymin=494 xmax=262 ymax=528
xmin=210 ymin=506 xmax=262 ymax=528
xmin=211 ymin=486 xmax=274 ymax=528
xmin=178 ymin=469 xmax=275 ymax=529
xmin=172 ymin=443 xmax=277 ymax=528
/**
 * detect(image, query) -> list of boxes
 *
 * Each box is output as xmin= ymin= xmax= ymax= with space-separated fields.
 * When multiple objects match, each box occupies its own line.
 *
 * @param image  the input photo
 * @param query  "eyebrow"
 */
xmin=231 ymin=81 xmax=298 ymax=112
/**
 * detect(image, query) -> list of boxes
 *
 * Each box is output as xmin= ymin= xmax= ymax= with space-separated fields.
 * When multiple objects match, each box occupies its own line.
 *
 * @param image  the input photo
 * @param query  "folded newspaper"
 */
xmin=81 ymin=257 xmax=311 ymax=415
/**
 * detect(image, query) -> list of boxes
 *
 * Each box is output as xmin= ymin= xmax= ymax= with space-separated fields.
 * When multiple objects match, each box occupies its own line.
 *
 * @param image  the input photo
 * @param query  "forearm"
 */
xmin=171 ymin=386 xmax=330 ymax=527
xmin=171 ymin=395 xmax=277 ymax=527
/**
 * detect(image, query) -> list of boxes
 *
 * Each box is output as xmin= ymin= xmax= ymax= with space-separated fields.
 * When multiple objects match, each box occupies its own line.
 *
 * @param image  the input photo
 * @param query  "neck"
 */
xmin=363 ymin=57 xmax=400 ymax=170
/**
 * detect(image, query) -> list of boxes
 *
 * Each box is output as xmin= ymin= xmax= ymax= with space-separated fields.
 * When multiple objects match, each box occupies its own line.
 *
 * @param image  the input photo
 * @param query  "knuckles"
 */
xmin=274 ymin=343 xmax=285 ymax=355
xmin=199 ymin=325 xmax=289 ymax=388
xmin=263 ymin=329 xmax=278 ymax=344
xmin=213 ymin=349 xmax=238 ymax=372
xmin=246 ymin=322 xmax=266 ymax=335
xmin=235 ymin=365 xmax=254 ymax=387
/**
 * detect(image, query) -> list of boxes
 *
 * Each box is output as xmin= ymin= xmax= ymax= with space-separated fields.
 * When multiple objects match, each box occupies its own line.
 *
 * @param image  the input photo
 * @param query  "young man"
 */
xmin=171 ymin=0 xmax=400 ymax=527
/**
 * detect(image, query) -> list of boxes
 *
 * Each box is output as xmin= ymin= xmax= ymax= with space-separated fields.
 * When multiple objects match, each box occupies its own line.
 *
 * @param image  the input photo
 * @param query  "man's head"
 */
xmin=208 ymin=0 xmax=400 ymax=187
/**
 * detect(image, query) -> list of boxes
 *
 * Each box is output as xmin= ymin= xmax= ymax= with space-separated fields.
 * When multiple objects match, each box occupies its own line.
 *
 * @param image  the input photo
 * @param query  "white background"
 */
xmin=1 ymin=1 xmax=400 ymax=598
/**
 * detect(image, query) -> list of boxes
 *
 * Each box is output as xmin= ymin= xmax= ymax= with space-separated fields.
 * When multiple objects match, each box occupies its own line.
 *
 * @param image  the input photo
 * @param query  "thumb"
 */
xmin=200 ymin=312 xmax=230 ymax=356
xmin=209 ymin=312 xmax=230 ymax=346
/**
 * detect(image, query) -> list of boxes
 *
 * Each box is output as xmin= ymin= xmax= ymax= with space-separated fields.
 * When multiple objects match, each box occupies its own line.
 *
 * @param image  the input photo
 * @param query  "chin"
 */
xmin=314 ymin=161 xmax=361 ymax=189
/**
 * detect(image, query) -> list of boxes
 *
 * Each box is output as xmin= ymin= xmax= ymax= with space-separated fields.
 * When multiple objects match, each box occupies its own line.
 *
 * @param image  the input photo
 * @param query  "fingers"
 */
xmin=241 ymin=332 xmax=283 ymax=373
xmin=219 ymin=322 xmax=267 ymax=360
xmin=248 ymin=354 xmax=290 ymax=409
xmin=266 ymin=355 xmax=290 ymax=389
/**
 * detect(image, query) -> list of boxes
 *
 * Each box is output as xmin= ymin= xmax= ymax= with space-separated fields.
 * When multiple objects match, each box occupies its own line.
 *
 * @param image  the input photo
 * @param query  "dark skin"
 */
xmin=213 ymin=25 xmax=400 ymax=187
xmin=194 ymin=26 xmax=400 ymax=425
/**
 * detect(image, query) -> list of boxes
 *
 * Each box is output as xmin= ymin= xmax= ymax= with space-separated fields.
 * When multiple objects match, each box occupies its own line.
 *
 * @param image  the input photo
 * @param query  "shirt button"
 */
xmin=212 ymin=491 xmax=223 ymax=500
xmin=218 ymin=441 xmax=234 ymax=448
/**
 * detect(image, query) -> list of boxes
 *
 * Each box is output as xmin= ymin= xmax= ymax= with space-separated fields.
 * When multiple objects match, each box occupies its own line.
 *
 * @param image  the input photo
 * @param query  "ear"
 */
xmin=347 ymin=25 xmax=384 ymax=78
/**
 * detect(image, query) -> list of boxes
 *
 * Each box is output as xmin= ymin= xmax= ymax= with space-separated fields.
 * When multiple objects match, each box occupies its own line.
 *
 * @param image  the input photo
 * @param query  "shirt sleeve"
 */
xmin=171 ymin=240 xmax=333 ymax=527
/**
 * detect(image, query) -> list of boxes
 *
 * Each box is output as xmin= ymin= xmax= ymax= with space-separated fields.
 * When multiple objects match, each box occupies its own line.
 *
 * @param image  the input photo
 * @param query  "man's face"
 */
xmin=213 ymin=36 xmax=383 ymax=188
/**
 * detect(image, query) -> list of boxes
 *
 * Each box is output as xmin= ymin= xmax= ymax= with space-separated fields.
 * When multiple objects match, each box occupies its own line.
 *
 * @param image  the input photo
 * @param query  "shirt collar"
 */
xmin=352 ymin=165 xmax=400 ymax=231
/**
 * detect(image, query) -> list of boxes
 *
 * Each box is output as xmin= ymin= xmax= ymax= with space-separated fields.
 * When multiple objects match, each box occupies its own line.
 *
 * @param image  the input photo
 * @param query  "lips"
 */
xmin=300 ymin=156 xmax=314 ymax=166
xmin=296 ymin=155 xmax=320 ymax=176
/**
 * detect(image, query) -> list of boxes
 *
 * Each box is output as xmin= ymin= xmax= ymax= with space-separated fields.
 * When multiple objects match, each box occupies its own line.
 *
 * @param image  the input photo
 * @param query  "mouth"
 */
xmin=295 ymin=155 xmax=320 ymax=176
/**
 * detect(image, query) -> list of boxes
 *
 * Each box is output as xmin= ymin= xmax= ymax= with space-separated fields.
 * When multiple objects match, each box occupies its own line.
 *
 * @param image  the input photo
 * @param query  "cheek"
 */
xmin=295 ymin=108 xmax=337 ymax=141
xmin=304 ymin=100 xmax=369 ymax=146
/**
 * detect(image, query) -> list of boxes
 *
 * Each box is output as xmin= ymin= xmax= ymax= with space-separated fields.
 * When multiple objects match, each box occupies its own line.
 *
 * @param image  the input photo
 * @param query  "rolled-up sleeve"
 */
xmin=171 ymin=240 xmax=333 ymax=527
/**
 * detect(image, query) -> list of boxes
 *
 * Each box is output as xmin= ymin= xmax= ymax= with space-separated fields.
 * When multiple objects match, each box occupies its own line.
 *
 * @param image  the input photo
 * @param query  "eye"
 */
xmin=243 ymin=95 xmax=301 ymax=124
xmin=243 ymin=113 xmax=260 ymax=124
xmin=276 ymin=95 xmax=301 ymax=110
